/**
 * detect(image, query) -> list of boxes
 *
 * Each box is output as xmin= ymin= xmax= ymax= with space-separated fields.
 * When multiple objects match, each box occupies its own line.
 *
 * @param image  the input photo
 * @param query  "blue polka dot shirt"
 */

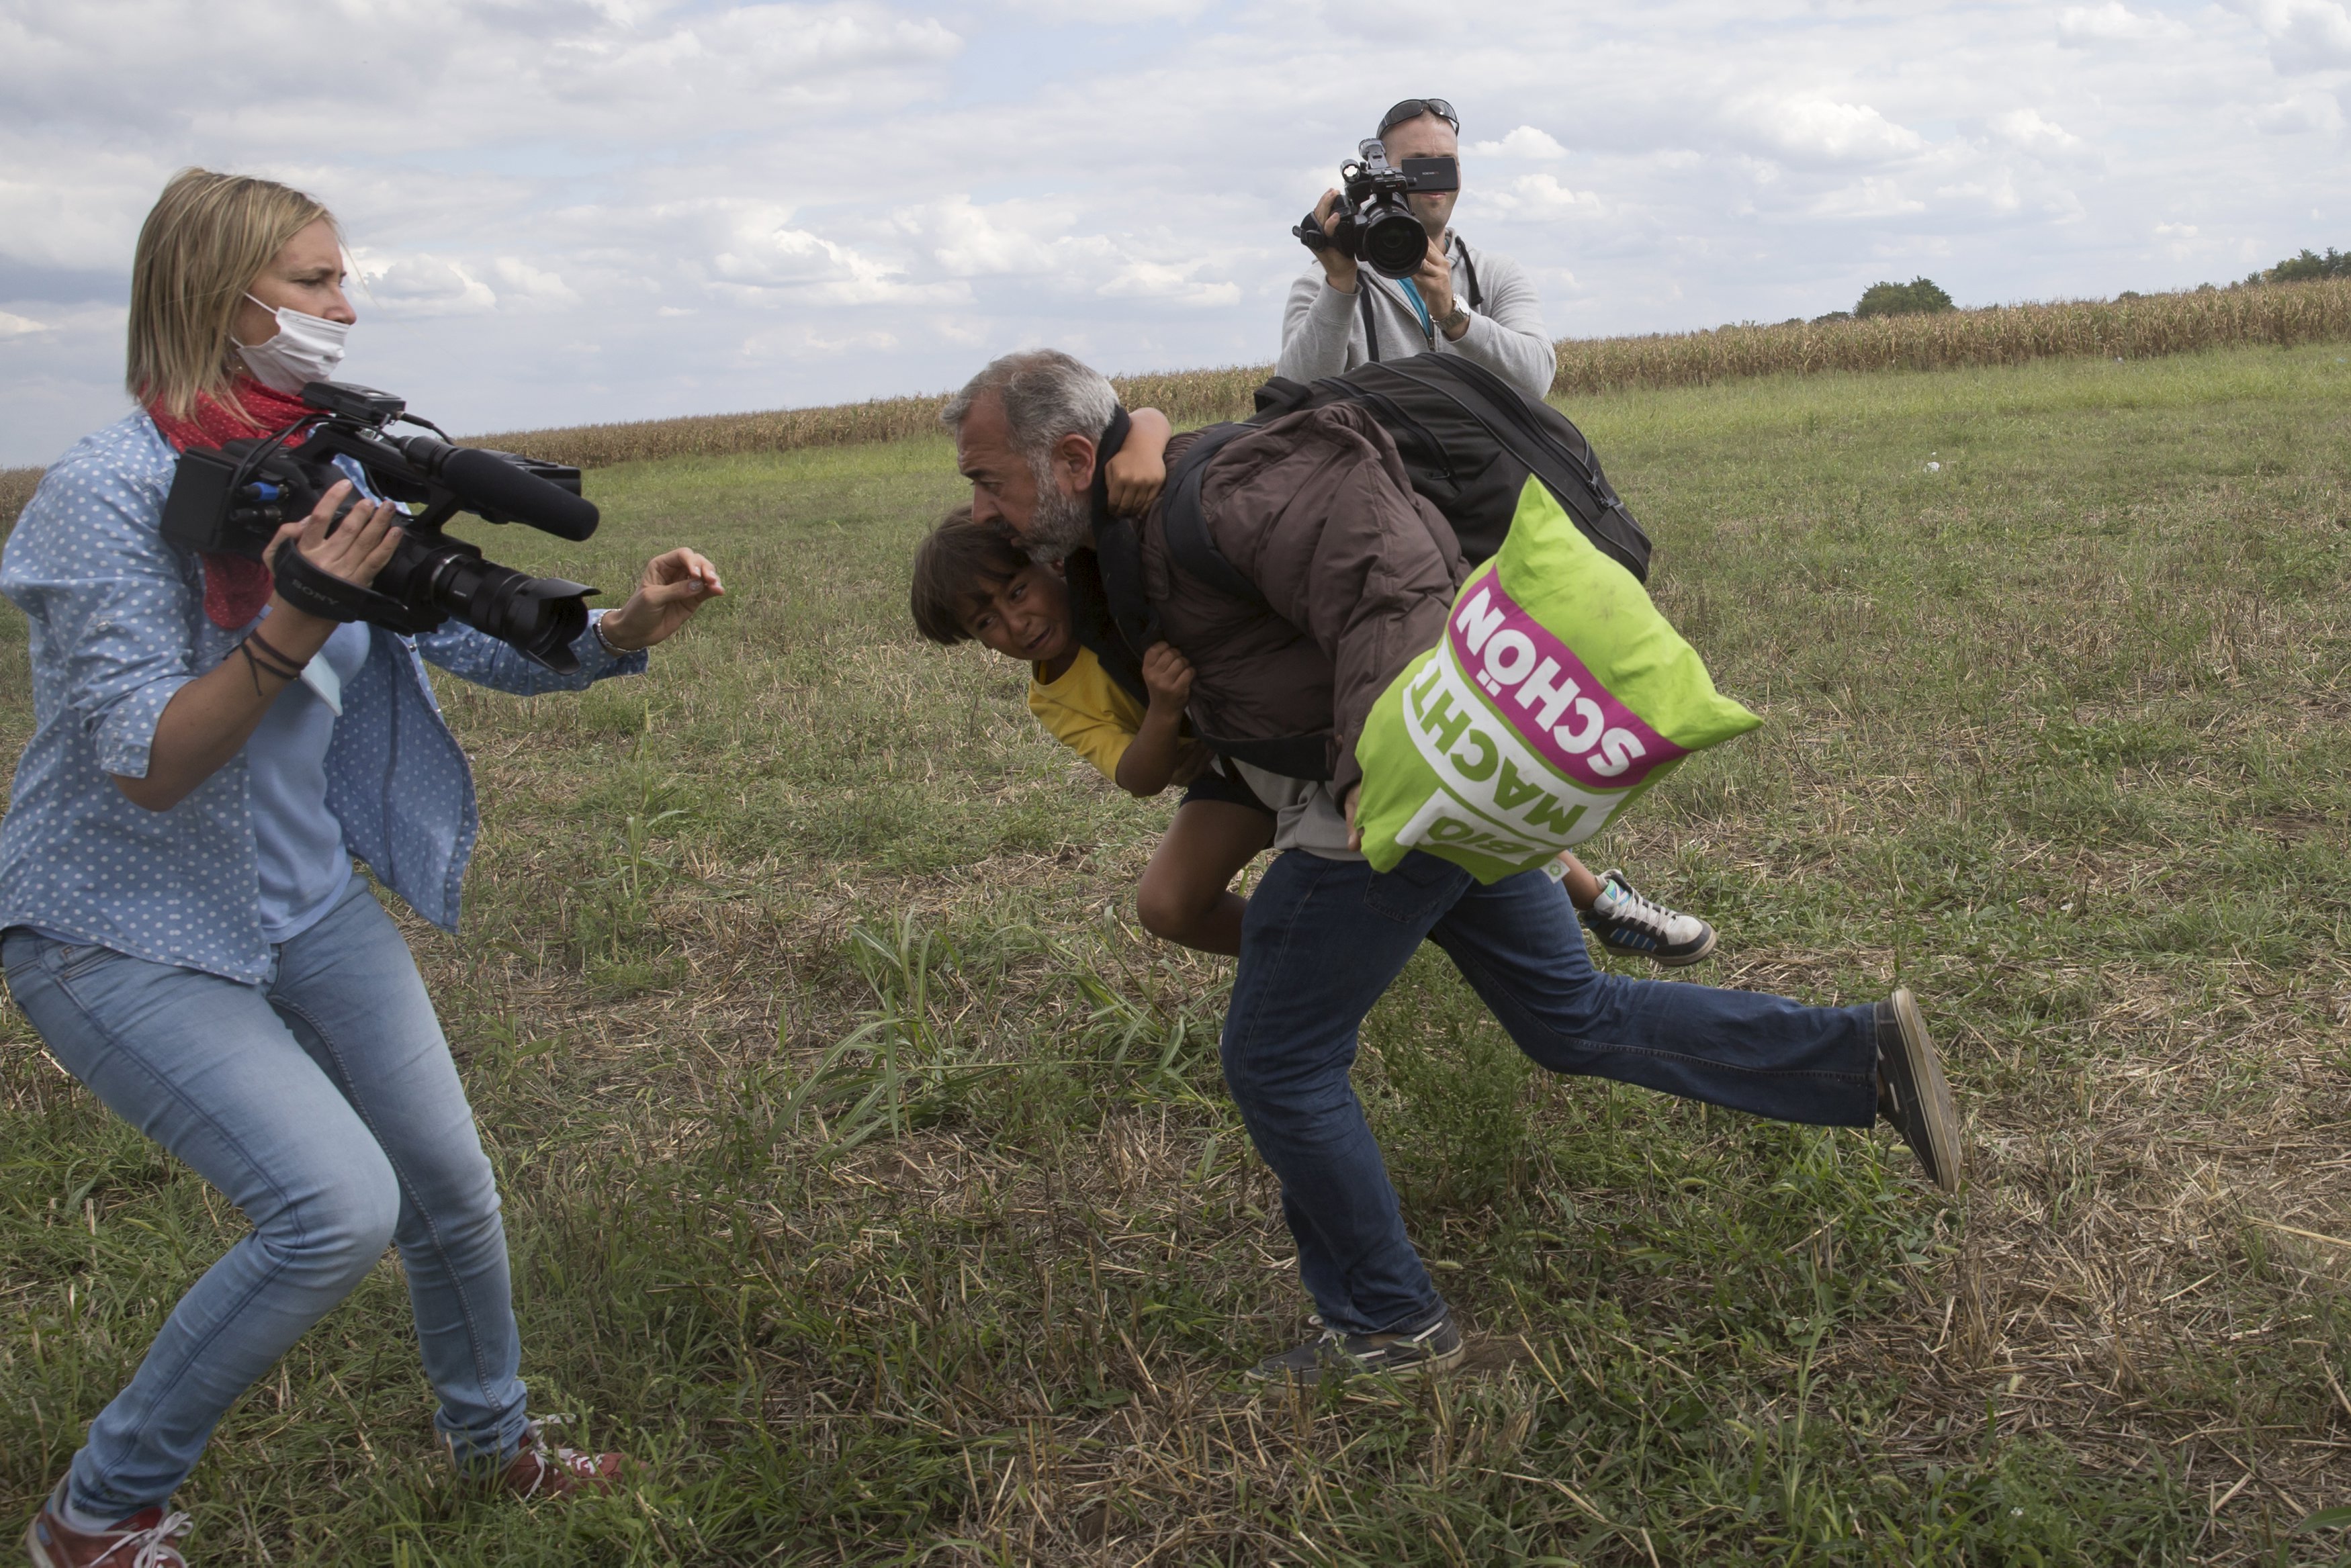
xmin=0 ymin=412 xmax=648 ymax=983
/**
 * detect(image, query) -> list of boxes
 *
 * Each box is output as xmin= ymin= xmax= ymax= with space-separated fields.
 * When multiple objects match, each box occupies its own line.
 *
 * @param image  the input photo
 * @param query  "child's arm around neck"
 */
xmin=1104 ymin=408 xmax=1173 ymax=517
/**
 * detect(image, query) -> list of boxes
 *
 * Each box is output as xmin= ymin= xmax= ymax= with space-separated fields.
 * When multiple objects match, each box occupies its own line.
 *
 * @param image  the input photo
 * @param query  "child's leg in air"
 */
xmin=1136 ymin=801 xmax=1276 ymax=957
xmin=1554 ymin=853 xmax=1605 ymax=909
xmin=1558 ymin=852 xmax=1720 ymax=968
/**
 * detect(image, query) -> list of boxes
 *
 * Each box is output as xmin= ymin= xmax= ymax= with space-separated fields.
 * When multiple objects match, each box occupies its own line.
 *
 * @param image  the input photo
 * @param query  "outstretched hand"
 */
xmin=595 ymin=547 xmax=725 ymax=651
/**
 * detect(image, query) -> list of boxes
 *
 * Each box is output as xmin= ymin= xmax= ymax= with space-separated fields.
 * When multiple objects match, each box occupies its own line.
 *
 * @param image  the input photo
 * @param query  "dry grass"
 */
xmin=1556 ymin=279 xmax=2351 ymax=392
xmin=0 ymin=469 xmax=36 ymax=534
xmin=464 ymin=278 xmax=2351 ymax=470
xmin=3 ymin=340 xmax=2349 ymax=1565
xmin=6 ymin=280 xmax=2345 ymax=518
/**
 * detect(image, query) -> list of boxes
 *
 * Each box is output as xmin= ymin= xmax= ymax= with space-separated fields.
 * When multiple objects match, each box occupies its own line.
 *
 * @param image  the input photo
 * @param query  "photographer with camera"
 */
xmin=1280 ymin=98 xmax=1556 ymax=402
xmin=3 ymin=170 xmax=721 ymax=1568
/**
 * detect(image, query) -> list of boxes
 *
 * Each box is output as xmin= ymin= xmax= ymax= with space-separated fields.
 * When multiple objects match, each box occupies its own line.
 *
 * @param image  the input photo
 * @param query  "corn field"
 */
xmin=1552 ymin=277 xmax=2351 ymax=391
xmin=4 ymin=279 xmax=2346 ymax=523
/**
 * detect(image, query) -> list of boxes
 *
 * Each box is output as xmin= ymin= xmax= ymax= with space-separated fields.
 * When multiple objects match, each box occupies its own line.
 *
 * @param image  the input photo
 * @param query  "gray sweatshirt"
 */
xmin=1276 ymin=234 xmax=1555 ymax=401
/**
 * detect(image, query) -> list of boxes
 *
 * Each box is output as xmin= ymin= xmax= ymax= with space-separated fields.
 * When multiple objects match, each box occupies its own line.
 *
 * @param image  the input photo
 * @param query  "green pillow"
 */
xmin=1356 ymin=475 xmax=1761 ymax=882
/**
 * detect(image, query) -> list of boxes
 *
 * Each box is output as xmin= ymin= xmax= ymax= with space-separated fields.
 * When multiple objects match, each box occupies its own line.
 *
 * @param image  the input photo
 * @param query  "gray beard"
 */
xmin=1022 ymin=476 xmax=1093 ymax=563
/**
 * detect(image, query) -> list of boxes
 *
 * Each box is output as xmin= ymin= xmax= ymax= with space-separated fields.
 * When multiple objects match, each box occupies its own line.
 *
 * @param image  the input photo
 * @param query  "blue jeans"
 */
xmin=1222 ymin=850 xmax=1879 ymax=1338
xmin=3 ymin=878 xmax=527 ymax=1519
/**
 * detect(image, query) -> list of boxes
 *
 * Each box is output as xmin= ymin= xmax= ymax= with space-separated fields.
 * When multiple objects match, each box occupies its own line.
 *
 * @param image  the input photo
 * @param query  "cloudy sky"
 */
xmin=1 ymin=0 xmax=2345 ymax=463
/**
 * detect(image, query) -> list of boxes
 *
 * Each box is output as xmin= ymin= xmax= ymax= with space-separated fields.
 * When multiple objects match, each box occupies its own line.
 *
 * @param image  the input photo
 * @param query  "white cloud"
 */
xmin=2235 ymin=0 xmax=2351 ymax=71
xmin=0 ymin=311 xmax=45 ymax=337
xmin=354 ymin=252 xmax=500 ymax=317
xmin=2059 ymin=3 xmax=2190 ymax=43
xmin=1934 ymin=175 xmax=2024 ymax=215
xmin=1735 ymin=96 xmax=1924 ymax=165
xmin=1098 ymin=263 xmax=1241 ymax=308
xmin=1470 ymin=126 xmax=1569 ymax=160
xmin=1487 ymin=174 xmax=1603 ymax=222
xmin=899 ymin=195 xmax=1093 ymax=279
xmin=1809 ymin=179 xmax=1928 ymax=220
xmin=0 ymin=1 xmax=2344 ymax=463
xmin=1990 ymin=109 xmax=2084 ymax=154
xmin=1000 ymin=0 xmax=1214 ymax=16
xmin=2255 ymin=91 xmax=2348 ymax=131
xmin=2152 ymin=222 xmax=2212 ymax=259
xmin=738 ymin=323 xmax=903 ymax=361
xmin=492 ymin=258 xmax=584 ymax=308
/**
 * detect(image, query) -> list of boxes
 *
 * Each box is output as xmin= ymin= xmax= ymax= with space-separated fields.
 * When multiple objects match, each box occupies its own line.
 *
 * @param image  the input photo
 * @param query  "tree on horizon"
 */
xmin=1855 ymin=277 xmax=1957 ymax=318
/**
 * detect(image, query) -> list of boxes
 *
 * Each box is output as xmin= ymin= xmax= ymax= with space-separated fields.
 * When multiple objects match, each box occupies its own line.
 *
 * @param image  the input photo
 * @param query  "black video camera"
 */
xmin=161 ymin=381 xmax=603 ymax=672
xmin=1292 ymin=140 xmax=1457 ymax=281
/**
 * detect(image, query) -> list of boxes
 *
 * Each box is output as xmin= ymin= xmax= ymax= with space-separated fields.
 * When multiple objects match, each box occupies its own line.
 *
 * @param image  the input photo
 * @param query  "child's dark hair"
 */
xmin=909 ymin=504 xmax=1032 ymax=645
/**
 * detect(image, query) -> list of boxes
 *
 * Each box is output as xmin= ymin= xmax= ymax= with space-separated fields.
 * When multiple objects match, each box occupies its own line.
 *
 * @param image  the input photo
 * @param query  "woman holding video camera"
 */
xmin=1 ymin=169 xmax=723 ymax=1568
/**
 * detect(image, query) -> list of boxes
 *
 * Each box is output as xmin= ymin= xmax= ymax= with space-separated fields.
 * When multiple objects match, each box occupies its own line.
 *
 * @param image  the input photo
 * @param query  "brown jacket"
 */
xmin=1139 ymin=406 xmax=1463 ymax=796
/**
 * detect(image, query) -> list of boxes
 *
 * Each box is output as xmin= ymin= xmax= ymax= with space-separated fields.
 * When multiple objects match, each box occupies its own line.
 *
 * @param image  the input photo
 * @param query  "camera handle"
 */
xmin=273 ymin=541 xmax=423 ymax=626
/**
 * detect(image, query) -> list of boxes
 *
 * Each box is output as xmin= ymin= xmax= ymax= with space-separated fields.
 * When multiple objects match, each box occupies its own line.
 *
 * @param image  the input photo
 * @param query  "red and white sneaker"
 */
xmin=23 ymin=1485 xmax=191 ymax=1567
xmin=488 ymin=1423 xmax=627 ymax=1502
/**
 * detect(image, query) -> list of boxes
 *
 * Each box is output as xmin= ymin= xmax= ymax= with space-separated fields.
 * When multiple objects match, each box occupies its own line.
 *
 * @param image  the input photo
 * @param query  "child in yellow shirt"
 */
xmin=910 ymin=501 xmax=1718 ymax=966
xmin=913 ymin=502 xmax=1274 ymax=953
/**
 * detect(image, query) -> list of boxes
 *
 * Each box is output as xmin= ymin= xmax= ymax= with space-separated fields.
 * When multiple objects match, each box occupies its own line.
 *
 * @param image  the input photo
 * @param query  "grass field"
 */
xmin=3 ymin=342 xmax=2350 ymax=1564
xmin=6 ymin=279 xmax=2344 ymax=508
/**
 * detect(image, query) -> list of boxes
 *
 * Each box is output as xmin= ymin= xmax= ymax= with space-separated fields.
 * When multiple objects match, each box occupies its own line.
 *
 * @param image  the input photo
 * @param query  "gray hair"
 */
xmin=941 ymin=349 xmax=1118 ymax=458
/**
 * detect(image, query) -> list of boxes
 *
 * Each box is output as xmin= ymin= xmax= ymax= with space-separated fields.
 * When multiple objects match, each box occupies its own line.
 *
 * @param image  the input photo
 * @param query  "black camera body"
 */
xmin=1293 ymin=140 xmax=1457 ymax=281
xmin=161 ymin=381 xmax=605 ymax=672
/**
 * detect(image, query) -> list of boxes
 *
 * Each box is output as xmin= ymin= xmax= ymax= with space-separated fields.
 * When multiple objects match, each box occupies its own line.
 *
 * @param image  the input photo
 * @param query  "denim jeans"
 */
xmin=3 ymin=878 xmax=528 ymax=1519
xmin=1221 ymin=849 xmax=1879 ymax=1338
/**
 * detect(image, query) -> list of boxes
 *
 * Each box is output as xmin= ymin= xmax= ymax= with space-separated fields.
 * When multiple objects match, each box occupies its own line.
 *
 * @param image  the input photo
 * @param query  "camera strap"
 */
xmin=272 ymin=543 xmax=411 ymax=625
xmin=1357 ymin=238 xmax=1483 ymax=366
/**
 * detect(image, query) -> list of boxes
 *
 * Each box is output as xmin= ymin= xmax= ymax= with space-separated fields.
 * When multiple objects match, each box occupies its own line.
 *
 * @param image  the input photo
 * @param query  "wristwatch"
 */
xmin=1438 ymin=301 xmax=1473 ymax=336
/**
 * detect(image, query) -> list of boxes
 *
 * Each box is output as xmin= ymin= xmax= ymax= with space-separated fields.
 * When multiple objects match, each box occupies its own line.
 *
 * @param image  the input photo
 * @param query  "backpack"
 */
xmin=1137 ymin=356 xmax=1654 ymax=780
xmin=1162 ymin=353 xmax=1650 ymax=608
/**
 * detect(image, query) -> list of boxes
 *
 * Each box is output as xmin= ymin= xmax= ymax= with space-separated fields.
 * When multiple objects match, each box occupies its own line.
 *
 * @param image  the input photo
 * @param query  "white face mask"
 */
xmin=234 ymin=293 xmax=350 ymax=394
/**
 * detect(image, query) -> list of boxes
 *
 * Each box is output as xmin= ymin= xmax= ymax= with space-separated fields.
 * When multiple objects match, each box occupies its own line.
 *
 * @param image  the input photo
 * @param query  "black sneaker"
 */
xmin=1245 ymin=1311 xmax=1464 ymax=1387
xmin=1581 ymin=870 xmax=1718 ymax=966
xmin=1876 ymin=988 xmax=1963 ymax=1193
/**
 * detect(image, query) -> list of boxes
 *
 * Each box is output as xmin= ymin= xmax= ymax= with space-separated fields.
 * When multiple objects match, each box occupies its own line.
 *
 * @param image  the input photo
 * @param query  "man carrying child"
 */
xmin=924 ymin=349 xmax=1963 ymax=1385
xmin=908 ymin=408 xmax=1716 ymax=964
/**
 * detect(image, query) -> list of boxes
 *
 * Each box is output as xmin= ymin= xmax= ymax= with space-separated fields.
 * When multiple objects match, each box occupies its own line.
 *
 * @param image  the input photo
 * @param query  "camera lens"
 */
xmin=429 ymin=553 xmax=594 ymax=673
xmin=369 ymin=530 xmax=595 ymax=672
xmin=1360 ymin=203 xmax=1430 ymax=279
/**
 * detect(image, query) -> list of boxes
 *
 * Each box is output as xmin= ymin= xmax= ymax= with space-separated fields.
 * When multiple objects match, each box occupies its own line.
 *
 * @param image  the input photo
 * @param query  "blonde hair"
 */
xmin=128 ymin=168 xmax=336 ymax=420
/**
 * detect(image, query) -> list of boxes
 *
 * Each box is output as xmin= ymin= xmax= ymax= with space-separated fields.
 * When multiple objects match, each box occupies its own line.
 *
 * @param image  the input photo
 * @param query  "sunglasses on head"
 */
xmin=1378 ymin=97 xmax=1458 ymax=137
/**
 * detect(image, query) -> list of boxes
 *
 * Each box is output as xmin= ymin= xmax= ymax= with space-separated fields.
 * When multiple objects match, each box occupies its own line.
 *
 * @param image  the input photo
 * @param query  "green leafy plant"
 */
xmin=2248 ymin=245 xmax=2350 ymax=285
xmin=781 ymin=912 xmax=1007 ymax=1154
xmin=1855 ymin=276 xmax=1956 ymax=318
